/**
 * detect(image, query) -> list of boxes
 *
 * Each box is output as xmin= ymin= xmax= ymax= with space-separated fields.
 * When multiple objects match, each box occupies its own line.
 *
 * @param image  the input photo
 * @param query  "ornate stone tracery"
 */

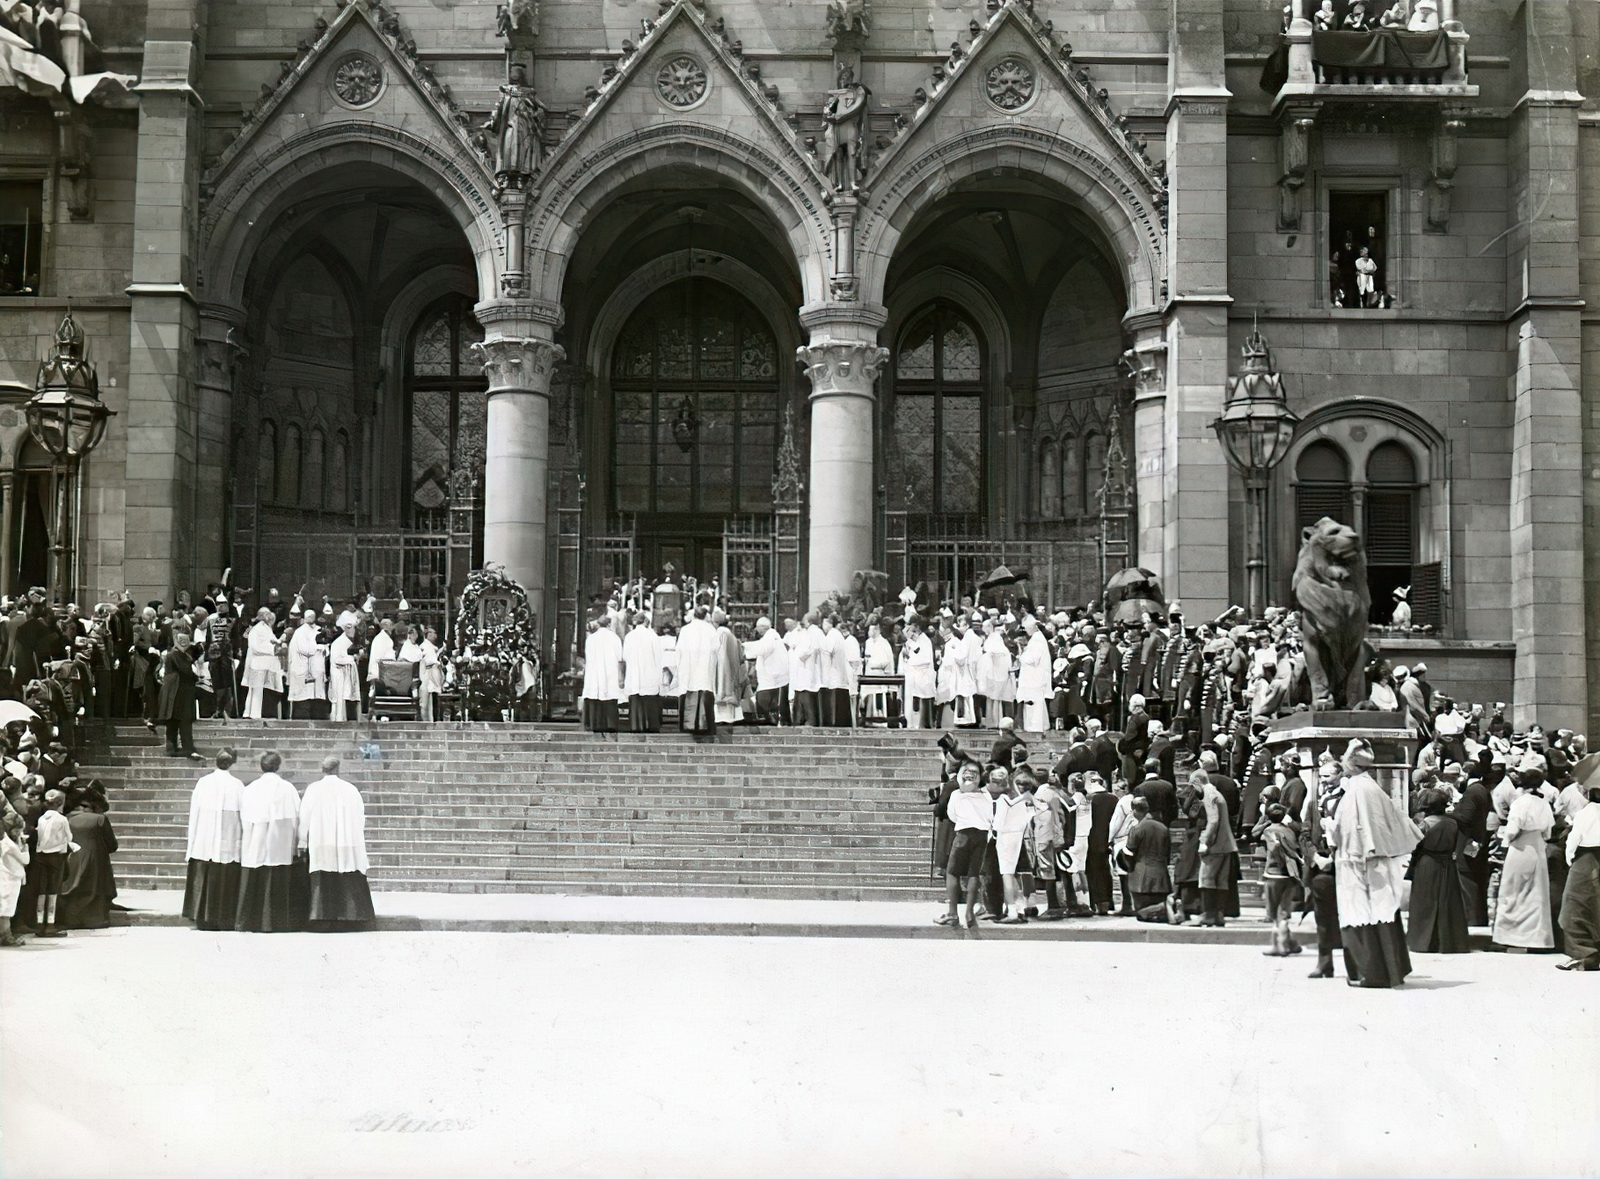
xmin=331 ymin=51 xmax=385 ymax=107
xmin=656 ymin=55 xmax=708 ymax=107
xmin=985 ymin=57 xmax=1035 ymax=111
xmin=470 ymin=336 xmax=566 ymax=393
xmin=797 ymin=341 xmax=891 ymax=397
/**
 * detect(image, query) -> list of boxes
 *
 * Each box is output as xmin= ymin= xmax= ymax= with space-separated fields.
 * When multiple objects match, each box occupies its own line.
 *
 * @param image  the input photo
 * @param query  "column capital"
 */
xmin=471 ymin=337 xmax=565 ymax=395
xmin=797 ymin=339 xmax=890 ymax=400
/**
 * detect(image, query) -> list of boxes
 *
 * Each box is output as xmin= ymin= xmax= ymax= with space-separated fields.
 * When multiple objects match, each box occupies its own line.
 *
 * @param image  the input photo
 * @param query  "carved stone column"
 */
xmin=797 ymin=308 xmax=888 ymax=607
xmin=1122 ymin=315 xmax=1167 ymax=578
xmin=472 ymin=298 xmax=564 ymax=632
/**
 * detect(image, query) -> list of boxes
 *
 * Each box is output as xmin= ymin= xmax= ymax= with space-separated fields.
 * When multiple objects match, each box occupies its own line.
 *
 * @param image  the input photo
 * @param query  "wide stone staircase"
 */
xmin=81 ymin=721 xmax=953 ymax=900
xmin=79 ymin=720 xmax=1267 ymax=906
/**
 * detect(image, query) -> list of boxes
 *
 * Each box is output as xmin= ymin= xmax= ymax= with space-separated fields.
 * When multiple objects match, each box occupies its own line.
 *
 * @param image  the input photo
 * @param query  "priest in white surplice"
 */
xmin=899 ymin=618 xmax=937 ymax=729
xmin=234 ymin=750 xmax=306 ymax=932
xmin=287 ymin=610 xmax=326 ymax=719
xmin=299 ymin=756 xmax=375 ymax=930
xmin=242 ymin=608 xmax=283 ymax=719
xmin=328 ymin=622 xmax=363 ymax=722
xmin=581 ymin=618 xmax=625 ymax=733
xmin=622 ymin=615 xmax=665 ymax=733
xmin=750 ymin=616 xmax=790 ymax=726
xmin=182 ymin=747 xmax=244 ymax=931
xmin=712 ymin=610 xmax=747 ymax=725
xmin=366 ymin=616 xmax=397 ymax=689
xmin=1015 ymin=616 xmax=1053 ymax=733
xmin=675 ymin=606 xmax=721 ymax=735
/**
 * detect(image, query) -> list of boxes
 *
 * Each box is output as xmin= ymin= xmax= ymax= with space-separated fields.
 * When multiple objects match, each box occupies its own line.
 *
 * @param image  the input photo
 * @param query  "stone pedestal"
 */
xmin=472 ymin=299 xmax=564 ymax=637
xmin=798 ymin=317 xmax=887 ymax=607
xmin=1265 ymin=710 xmax=1417 ymax=814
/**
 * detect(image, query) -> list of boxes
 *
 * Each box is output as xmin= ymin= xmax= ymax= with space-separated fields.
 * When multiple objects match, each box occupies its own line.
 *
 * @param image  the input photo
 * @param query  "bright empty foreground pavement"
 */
xmin=3 ymin=927 xmax=1596 ymax=1179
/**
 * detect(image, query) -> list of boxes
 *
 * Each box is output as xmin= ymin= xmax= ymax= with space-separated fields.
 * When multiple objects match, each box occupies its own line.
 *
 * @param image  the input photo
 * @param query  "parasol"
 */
xmin=1575 ymin=752 xmax=1600 ymax=789
xmin=977 ymin=564 xmax=1029 ymax=593
xmin=0 ymin=700 xmax=40 ymax=727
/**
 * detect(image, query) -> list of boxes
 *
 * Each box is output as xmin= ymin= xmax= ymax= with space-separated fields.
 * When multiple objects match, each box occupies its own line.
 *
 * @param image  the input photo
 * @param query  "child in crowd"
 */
xmin=937 ymin=760 xmax=992 ymax=930
xmin=0 ymin=808 xmax=27 ymax=946
xmin=993 ymin=766 xmax=1036 ymax=923
xmin=31 ymin=788 xmax=77 ymax=938
xmin=1259 ymin=803 xmax=1304 ymax=957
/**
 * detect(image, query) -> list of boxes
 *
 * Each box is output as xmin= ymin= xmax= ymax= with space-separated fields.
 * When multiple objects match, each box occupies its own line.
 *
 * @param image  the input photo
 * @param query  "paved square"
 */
xmin=3 ymin=928 xmax=1596 ymax=1177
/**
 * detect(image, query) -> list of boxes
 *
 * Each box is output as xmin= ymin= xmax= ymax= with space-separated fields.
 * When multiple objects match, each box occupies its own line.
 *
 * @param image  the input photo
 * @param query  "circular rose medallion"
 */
xmin=985 ymin=57 xmax=1035 ymax=112
xmin=656 ymin=55 xmax=708 ymax=108
xmin=331 ymin=51 xmax=385 ymax=108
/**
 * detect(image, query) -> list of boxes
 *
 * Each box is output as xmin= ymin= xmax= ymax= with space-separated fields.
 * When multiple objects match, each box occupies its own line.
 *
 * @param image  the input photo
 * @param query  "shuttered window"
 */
xmin=1296 ymin=484 xmax=1354 ymax=535
xmin=1364 ymin=490 xmax=1415 ymax=565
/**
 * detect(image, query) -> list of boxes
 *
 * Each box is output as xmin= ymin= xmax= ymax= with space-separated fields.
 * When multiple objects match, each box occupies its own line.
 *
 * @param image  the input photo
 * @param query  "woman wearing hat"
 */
xmin=1405 ymin=790 xmax=1471 ymax=954
xmin=1330 ymin=738 xmax=1421 ymax=987
xmin=1492 ymin=758 xmax=1556 ymax=951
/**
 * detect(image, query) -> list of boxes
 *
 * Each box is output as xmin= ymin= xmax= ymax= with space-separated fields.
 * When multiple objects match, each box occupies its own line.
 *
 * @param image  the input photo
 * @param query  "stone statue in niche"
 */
xmin=821 ymin=62 xmax=871 ymax=191
xmin=825 ymin=0 xmax=871 ymax=42
xmin=483 ymin=61 xmax=546 ymax=182
xmin=495 ymin=0 xmax=538 ymax=39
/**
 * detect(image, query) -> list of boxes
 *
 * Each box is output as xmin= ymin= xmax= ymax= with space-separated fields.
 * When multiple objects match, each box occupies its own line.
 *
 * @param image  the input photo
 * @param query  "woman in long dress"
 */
xmin=58 ymin=789 xmax=118 ymax=929
xmin=1492 ymin=764 xmax=1555 ymax=950
xmin=1405 ymin=789 xmax=1470 ymax=953
xmin=1331 ymin=738 xmax=1421 ymax=987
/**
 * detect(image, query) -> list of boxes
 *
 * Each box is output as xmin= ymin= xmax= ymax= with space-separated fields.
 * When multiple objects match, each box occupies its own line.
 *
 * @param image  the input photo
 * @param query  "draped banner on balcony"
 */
xmin=1312 ymin=30 xmax=1448 ymax=71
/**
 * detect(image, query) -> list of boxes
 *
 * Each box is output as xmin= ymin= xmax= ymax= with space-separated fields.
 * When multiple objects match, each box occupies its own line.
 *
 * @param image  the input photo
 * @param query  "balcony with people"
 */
xmin=1264 ymin=0 xmax=1477 ymax=107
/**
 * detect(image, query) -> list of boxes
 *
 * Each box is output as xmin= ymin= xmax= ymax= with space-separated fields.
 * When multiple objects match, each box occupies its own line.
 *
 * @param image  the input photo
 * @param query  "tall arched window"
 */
xmin=282 ymin=424 xmax=303 ymax=508
xmin=1295 ymin=440 xmax=1353 ymax=531
xmin=329 ymin=429 xmax=350 ymax=513
xmin=257 ymin=420 xmax=278 ymax=505
xmin=1083 ymin=432 xmax=1107 ymax=513
xmin=407 ymin=295 xmax=487 ymax=522
xmin=895 ymin=303 xmax=984 ymax=515
xmin=305 ymin=427 xmax=326 ymax=510
xmin=611 ymin=278 xmax=779 ymax=515
xmin=1039 ymin=441 xmax=1060 ymax=518
xmin=1365 ymin=441 xmax=1419 ymax=615
xmin=1060 ymin=433 xmax=1080 ymax=516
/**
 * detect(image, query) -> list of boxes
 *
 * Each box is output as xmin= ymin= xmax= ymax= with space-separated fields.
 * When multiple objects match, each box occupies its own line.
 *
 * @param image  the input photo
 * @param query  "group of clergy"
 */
xmin=240 ymin=607 xmax=449 ymax=722
xmin=182 ymin=746 xmax=375 ymax=932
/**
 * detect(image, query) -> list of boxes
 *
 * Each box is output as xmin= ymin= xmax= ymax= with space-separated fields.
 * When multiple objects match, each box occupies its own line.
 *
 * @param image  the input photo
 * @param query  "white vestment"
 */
xmin=186 ymin=768 xmax=244 ymax=864
xmin=329 ymin=634 xmax=362 ymax=721
xmin=751 ymin=629 xmax=790 ymax=691
xmin=899 ymin=634 xmax=937 ymax=728
xmin=1016 ymin=631 xmax=1052 ymax=731
xmin=0 ymin=833 xmax=28 ymax=920
xmin=675 ymin=619 xmax=721 ymax=694
xmin=367 ymin=629 xmax=396 ymax=682
xmin=242 ymin=620 xmax=282 ymax=717
xmin=239 ymin=772 xmax=301 ymax=869
xmin=786 ymin=626 xmax=820 ymax=694
xmin=582 ymin=625 xmax=626 ymax=704
xmin=298 ymin=775 xmax=371 ymax=876
xmin=622 ymin=625 xmax=665 ymax=697
xmin=287 ymin=624 xmax=326 ymax=702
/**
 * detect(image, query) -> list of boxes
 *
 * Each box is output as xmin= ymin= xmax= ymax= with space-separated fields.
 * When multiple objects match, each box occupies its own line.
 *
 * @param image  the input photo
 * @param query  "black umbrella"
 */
xmin=977 ymin=564 xmax=1029 ymax=592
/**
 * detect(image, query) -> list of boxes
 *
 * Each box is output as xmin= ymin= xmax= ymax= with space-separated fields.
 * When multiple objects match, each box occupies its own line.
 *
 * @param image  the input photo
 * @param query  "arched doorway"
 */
xmin=228 ymin=168 xmax=480 ymax=620
xmin=608 ymin=276 xmax=781 ymax=586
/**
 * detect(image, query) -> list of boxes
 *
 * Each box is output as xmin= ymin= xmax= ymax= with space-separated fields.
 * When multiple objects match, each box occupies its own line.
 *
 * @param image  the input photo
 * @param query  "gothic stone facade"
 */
xmin=0 ymin=0 xmax=1596 ymax=733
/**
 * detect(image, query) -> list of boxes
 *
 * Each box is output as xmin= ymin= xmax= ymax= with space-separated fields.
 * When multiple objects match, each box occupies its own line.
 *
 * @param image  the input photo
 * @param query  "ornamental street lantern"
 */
xmin=1212 ymin=321 xmax=1298 ymax=620
xmin=28 ymin=310 xmax=113 ymax=606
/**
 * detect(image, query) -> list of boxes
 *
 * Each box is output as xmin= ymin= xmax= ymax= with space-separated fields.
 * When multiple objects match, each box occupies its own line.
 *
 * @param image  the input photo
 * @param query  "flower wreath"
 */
xmin=452 ymin=564 xmax=541 ymax=716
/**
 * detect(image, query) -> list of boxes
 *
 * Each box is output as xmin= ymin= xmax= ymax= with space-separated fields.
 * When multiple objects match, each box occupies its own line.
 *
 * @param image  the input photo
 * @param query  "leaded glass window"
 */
xmin=610 ymin=279 xmax=780 ymax=515
xmin=894 ymin=303 xmax=985 ymax=516
xmin=407 ymin=296 xmax=487 ymax=521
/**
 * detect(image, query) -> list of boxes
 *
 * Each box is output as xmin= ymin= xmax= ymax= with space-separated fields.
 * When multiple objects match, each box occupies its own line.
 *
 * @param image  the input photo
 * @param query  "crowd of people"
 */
xmin=923 ymin=692 xmax=1598 ymax=980
xmin=0 ymin=584 xmax=455 ymax=762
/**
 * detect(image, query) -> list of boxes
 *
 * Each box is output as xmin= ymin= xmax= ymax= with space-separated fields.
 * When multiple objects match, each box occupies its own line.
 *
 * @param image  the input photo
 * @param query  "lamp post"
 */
xmin=27 ymin=310 xmax=113 ymax=608
xmin=1212 ymin=321 xmax=1298 ymax=620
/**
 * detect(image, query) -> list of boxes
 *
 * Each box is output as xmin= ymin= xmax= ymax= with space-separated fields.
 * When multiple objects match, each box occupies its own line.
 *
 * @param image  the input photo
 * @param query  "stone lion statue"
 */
xmin=1291 ymin=517 xmax=1372 ymax=709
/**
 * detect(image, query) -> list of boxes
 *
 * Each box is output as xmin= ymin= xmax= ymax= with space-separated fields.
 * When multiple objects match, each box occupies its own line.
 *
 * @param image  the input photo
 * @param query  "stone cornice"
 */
xmin=798 ymin=302 xmax=888 ymax=333
xmin=474 ymin=297 xmax=565 ymax=333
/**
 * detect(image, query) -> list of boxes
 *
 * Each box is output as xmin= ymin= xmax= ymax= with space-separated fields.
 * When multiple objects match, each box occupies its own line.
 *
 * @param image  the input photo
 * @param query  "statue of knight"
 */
xmin=821 ymin=62 xmax=871 ymax=192
xmin=483 ymin=60 xmax=547 ymax=187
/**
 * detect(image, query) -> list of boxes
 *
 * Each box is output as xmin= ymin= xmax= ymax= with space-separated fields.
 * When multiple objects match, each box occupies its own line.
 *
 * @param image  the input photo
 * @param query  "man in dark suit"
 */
xmin=1087 ymin=721 xmax=1120 ymax=783
xmin=105 ymin=596 xmax=134 ymax=715
xmin=1124 ymin=796 xmax=1172 ymax=912
xmin=1086 ymin=773 xmax=1119 ymax=915
xmin=1120 ymin=697 xmax=1153 ymax=782
xmin=157 ymin=631 xmax=205 ymax=761
xmin=1450 ymin=772 xmax=1493 ymax=925
xmin=989 ymin=718 xmax=1022 ymax=770
xmin=1134 ymin=760 xmax=1178 ymax=825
